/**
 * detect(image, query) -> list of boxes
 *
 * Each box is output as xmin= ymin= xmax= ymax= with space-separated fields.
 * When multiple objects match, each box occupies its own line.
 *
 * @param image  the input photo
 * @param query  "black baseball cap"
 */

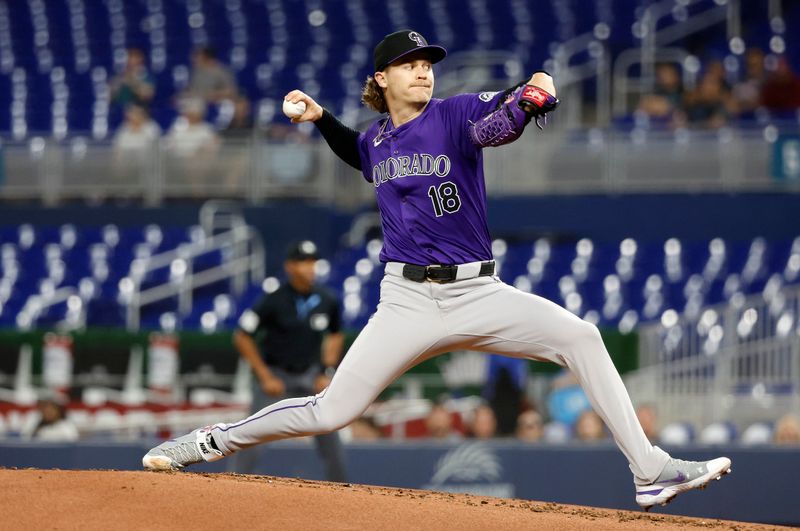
xmin=286 ymin=240 xmax=319 ymax=261
xmin=373 ymin=30 xmax=447 ymax=72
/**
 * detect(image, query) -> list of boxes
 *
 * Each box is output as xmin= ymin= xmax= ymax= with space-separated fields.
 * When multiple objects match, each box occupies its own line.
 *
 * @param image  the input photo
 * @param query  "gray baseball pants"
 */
xmin=212 ymin=264 xmax=670 ymax=482
xmin=228 ymin=366 xmax=347 ymax=482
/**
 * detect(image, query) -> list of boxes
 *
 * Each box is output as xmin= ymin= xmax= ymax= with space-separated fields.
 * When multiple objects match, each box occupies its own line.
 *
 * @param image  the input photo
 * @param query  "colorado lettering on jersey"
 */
xmin=372 ymin=153 xmax=451 ymax=187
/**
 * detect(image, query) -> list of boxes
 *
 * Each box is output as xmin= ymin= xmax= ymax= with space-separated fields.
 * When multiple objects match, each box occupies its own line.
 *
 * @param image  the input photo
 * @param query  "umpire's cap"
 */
xmin=373 ymin=30 xmax=447 ymax=72
xmin=286 ymin=240 xmax=319 ymax=261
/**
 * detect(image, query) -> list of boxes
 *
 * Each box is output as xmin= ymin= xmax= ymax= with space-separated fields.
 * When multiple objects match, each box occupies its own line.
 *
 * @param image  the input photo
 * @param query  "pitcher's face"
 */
xmin=377 ymin=51 xmax=435 ymax=109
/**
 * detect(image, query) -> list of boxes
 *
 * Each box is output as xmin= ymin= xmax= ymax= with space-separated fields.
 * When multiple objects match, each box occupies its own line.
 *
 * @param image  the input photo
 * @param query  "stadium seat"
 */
xmin=659 ymin=421 xmax=695 ymax=446
xmin=740 ymin=422 xmax=773 ymax=446
xmin=4 ymin=0 xmax=792 ymax=135
xmin=1 ymin=224 xmax=799 ymax=332
xmin=698 ymin=422 xmax=738 ymax=445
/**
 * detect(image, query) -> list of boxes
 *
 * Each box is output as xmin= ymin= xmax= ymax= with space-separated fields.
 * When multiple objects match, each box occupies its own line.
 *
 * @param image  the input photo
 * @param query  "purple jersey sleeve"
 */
xmin=439 ymin=91 xmax=509 ymax=157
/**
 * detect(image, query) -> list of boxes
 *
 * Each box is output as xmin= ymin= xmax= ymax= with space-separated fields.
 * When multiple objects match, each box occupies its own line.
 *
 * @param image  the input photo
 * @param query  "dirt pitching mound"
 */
xmin=2 ymin=469 xmax=782 ymax=530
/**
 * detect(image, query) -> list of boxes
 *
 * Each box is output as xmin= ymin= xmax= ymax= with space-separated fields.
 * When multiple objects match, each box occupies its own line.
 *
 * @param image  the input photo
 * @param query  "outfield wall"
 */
xmin=1 ymin=441 xmax=796 ymax=526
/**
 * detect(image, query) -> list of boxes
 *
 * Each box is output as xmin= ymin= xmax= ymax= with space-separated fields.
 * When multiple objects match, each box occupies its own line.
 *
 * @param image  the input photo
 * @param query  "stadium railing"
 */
xmin=120 ymin=202 xmax=265 ymax=330
xmin=628 ymin=283 xmax=800 ymax=427
xmin=0 ymin=125 xmax=797 ymax=205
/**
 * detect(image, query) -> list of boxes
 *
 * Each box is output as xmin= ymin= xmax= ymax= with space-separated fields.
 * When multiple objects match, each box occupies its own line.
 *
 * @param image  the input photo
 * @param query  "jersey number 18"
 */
xmin=427 ymin=181 xmax=461 ymax=217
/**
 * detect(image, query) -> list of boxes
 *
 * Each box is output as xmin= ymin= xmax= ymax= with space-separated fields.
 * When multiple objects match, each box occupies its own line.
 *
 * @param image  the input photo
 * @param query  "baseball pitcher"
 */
xmin=144 ymin=30 xmax=731 ymax=510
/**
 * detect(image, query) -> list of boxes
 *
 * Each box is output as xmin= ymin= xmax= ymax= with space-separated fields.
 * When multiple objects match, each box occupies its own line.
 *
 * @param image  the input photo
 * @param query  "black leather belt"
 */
xmin=402 ymin=261 xmax=495 ymax=283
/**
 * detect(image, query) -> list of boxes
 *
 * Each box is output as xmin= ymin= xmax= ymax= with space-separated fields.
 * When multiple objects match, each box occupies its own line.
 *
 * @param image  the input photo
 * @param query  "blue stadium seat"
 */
xmin=5 ymin=0 xmax=789 ymax=135
xmin=2 ymin=223 xmax=799 ymax=331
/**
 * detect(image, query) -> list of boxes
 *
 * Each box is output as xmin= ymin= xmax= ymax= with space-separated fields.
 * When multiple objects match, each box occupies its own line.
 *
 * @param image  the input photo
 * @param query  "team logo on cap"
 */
xmin=408 ymin=31 xmax=425 ymax=47
xmin=299 ymin=241 xmax=317 ymax=255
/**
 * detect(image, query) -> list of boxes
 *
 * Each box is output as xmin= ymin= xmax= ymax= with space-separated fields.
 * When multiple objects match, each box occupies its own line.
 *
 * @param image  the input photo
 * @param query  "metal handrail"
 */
xmin=653 ymin=4 xmax=730 ymax=48
xmin=199 ymin=200 xmax=248 ymax=236
xmin=16 ymin=286 xmax=83 ymax=330
xmin=629 ymin=282 xmax=800 ymax=426
xmin=128 ymin=226 xmax=258 ymax=274
xmin=124 ymin=206 xmax=265 ymax=330
xmin=612 ymin=47 xmax=691 ymax=116
xmin=548 ymin=30 xmax=611 ymax=128
xmin=611 ymin=0 xmax=739 ymax=116
xmin=639 ymin=0 xmax=731 ymax=83
xmin=638 ymin=283 xmax=800 ymax=367
xmin=133 ymin=254 xmax=255 ymax=309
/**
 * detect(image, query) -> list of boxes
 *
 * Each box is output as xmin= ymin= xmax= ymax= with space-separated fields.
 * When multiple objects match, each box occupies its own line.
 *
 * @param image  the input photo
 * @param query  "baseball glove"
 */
xmin=518 ymin=77 xmax=560 ymax=130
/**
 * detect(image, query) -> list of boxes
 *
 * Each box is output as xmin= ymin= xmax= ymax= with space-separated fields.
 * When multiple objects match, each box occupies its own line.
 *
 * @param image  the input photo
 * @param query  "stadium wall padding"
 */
xmin=0 ymin=441 xmax=796 ymax=526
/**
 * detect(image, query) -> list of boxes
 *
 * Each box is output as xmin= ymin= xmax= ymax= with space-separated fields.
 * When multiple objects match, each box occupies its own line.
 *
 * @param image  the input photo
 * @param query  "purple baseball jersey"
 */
xmin=357 ymin=91 xmax=507 ymax=265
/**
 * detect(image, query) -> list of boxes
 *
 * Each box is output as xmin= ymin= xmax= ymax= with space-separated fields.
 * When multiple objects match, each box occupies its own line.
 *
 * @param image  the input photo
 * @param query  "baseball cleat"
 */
xmin=142 ymin=425 xmax=225 ymax=471
xmin=635 ymin=456 xmax=732 ymax=511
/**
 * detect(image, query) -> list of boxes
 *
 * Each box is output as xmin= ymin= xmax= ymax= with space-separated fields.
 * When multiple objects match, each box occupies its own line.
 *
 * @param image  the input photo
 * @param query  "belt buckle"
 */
xmin=402 ymin=264 xmax=426 ymax=282
xmin=426 ymin=265 xmax=455 ymax=283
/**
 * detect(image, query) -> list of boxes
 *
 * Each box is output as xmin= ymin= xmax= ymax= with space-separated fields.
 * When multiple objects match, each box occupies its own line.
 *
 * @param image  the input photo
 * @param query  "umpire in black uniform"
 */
xmin=230 ymin=240 xmax=347 ymax=481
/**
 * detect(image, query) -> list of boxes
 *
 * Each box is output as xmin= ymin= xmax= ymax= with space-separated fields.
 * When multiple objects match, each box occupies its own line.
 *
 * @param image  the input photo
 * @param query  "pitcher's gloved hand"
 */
xmin=518 ymin=73 xmax=560 ymax=130
xmin=468 ymin=72 xmax=561 ymax=147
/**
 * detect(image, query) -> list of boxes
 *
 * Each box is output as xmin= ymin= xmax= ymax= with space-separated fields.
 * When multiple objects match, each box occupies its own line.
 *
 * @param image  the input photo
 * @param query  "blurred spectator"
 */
xmin=220 ymin=96 xmax=254 ymax=138
xmin=741 ymin=422 xmax=773 ymax=446
xmin=681 ymin=69 xmax=731 ymax=129
xmin=635 ymin=404 xmax=659 ymax=442
xmin=760 ymin=56 xmax=800 ymax=114
xmin=515 ymin=410 xmax=543 ymax=442
xmin=264 ymin=124 xmax=315 ymax=185
xmin=547 ymin=370 xmax=590 ymax=426
xmin=732 ymin=48 xmax=766 ymax=117
xmin=483 ymin=355 xmax=527 ymax=436
xmin=575 ymin=410 xmax=606 ymax=442
xmin=468 ymin=404 xmax=498 ymax=440
xmin=659 ymin=422 xmax=694 ymax=446
xmin=704 ymin=59 xmax=732 ymax=91
xmin=699 ymin=422 xmax=736 ymax=445
xmin=637 ymin=63 xmax=683 ymax=123
xmin=186 ymin=47 xmax=238 ymax=104
xmin=424 ymin=403 xmax=461 ymax=441
xmin=347 ymin=417 xmax=383 ymax=442
xmin=165 ymin=98 xmax=219 ymax=158
xmin=112 ymin=105 xmax=161 ymax=161
xmin=218 ymin=96 xmax=255 ymax=189
xmin=23 ymin=395 xmax=79 ymax=442
xmin=543 ymin=421 xmax=571 ymax=444
xmin=164 ymin=98 xmax=220 ymax=193
xmin=110 ymin=48 xmax=155 ymax=109
xmin=774 ymin=413 xmax=800 ymax=445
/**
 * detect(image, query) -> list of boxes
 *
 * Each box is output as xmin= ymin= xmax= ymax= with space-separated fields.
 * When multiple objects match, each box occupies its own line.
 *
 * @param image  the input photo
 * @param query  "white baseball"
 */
xmin=282 ymin=99 xmax=307 ymax=118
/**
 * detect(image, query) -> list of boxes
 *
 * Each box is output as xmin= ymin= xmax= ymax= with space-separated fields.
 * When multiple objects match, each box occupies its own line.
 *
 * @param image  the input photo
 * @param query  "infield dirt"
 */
xmin=1 ymin=469 xmax=787 ymax=530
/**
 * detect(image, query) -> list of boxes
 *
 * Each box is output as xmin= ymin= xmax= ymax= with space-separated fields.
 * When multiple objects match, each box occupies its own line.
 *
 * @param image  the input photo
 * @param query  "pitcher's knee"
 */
xmin=559 ymin=320 xmax=609 ymax=366
xmin=574 ymin=320 xmax=605 ymax=349
xmin=316 ymin=407 xmax=359 ymax=433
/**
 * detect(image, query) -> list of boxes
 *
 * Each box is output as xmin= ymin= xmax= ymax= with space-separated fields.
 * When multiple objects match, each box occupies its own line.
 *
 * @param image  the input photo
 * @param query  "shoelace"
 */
xmin=161 ymin=440 xmax=201 ymax=465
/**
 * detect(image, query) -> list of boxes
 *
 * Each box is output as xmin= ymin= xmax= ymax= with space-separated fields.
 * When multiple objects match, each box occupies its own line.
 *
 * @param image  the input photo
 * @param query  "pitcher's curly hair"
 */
xmin=361 ymin=75 xmax=388 ymax=114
